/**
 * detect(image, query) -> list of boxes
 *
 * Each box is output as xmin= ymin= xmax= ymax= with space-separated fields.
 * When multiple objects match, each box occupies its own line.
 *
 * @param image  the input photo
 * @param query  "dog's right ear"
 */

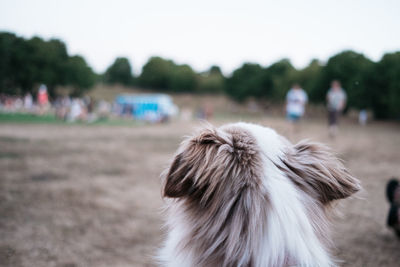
xmin=163 ymin=152 xmax=194 ymax=198
xmin=282 ymin=140 xmax=360 ymax=204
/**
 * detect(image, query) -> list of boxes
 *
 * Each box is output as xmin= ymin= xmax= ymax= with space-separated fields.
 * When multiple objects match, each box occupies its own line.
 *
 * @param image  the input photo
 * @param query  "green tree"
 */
xmin=0 ymin=32 xmax=96 ymax=96
xmin=209 ymin=65 xmax=223 ymax=76
xmin=139 ymin=56 xmax=198 ymax=92
xmin=295 ymin=59 xmax=323 ymax=97
xmin=30 ymin=38 xmax=69 ymax=95
xmin=265 ymin=58 xmax=297 ymax=100
xmin=168 ymin=64 xmax=197 ymax=92
xmin=139 ymin=57 xmax=175 ymax=89
xmin=65 ymin=55 xmax=96 ymax=96
xmin=104 ymin=57 xmax=134 ymax=86
xmin=197 ymin=65 xmax=225 ymax=93
xmin=9 ymin=36 xmax=69 ymax=96
xmin=368 ymin=52 xmax=400 ymax=119
xmin=0 ymin=32 xmax=19 ymax=94
xmin=226 ymin=63 xmax=273 ymax=101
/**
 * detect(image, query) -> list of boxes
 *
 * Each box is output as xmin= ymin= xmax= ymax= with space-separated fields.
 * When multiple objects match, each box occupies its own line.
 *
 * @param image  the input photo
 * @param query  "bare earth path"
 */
xmin=0 ymin=118 xmax=399 ymax=266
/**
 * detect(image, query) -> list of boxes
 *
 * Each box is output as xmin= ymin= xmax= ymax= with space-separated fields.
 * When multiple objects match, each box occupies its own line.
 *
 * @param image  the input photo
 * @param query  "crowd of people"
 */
xmin=0 ymin=85 xmax=112 ymax=122
xmin=53 ymin=96 xmax=112 ymax=122
xmin=0 ymin=85 xmax=50 ymax=114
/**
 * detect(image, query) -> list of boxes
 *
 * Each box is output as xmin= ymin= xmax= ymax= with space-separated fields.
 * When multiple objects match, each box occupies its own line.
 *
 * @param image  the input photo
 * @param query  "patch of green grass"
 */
xmin=0 ymin=112 xmax=142 ymax=126
xmin=0 ymin=112 xmax=59 ymax=124
xmin=0 ymin=136 xmax=29 ymax=143
xmin=0 ymin=152 xmax=21 ymax=159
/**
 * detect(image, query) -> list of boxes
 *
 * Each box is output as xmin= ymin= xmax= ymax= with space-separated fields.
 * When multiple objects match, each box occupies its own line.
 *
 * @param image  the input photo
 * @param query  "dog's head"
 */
xmin=161 ymin=122 xmax=360 ymax=266
xmin=163 ymin=122 xmax=359 ymax=206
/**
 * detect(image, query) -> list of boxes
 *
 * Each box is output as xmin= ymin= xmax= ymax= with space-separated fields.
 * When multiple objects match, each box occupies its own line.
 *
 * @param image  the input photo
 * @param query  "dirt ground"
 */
xmin=1 ymin=117 xmax=399 ymax=267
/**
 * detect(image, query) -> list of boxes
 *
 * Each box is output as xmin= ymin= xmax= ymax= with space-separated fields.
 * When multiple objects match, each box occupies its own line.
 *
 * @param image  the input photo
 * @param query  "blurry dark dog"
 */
xmin=158 ymin=122 xmax=360 ymax=267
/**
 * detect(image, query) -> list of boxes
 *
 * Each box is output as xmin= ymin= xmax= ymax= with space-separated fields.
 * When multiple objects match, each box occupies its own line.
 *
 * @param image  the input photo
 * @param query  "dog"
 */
xmin=158 ymin=122 xmax=360 ymax=267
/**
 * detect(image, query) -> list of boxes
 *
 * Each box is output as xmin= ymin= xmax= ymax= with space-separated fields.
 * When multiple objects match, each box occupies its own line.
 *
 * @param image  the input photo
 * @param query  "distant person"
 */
xmin=24 ymin=92 xmax=33 ymax=111
xmin=37 ymin=84 xmax=48 ymax=106
xmin=359 ymin=109 xmax=368 ymax=125
xmin=98 ymin=100 xmax=111 ymax=120
xmin=68 ymin=98 xmax=87 ymax=122
xmin=13 ymin=97 xmax=23 ymax=111
xmin=203 ymin=103 xmax=214 ymax=120
xmin=37 ymin=84 xmax=49 ymax=114
xmin=180 ymin=108 xmax=193 ymax=122
xmin=55 ymin=96 xmax=71 ymax=120
xmin=386 ymin=178 xmax=400 ymax=238
xmin=326 ymin=80 xmax=347 ymax=137
xmin=286 ymin=83 xmax=308 ymax=131
xmin=196 ymin=104 xmax=214 ymax=121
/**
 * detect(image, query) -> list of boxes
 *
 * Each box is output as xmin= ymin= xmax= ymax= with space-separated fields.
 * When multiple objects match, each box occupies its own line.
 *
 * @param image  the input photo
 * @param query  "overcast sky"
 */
xmin=1 ymin=0 xmax=399 ymax=75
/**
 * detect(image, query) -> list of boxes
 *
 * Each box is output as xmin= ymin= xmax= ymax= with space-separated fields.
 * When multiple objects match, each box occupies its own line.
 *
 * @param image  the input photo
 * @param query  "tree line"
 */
xmin=0 ymin=32 xmax=96 ymax=97
xmin=1 ymin=31 xmax=400 ymax=119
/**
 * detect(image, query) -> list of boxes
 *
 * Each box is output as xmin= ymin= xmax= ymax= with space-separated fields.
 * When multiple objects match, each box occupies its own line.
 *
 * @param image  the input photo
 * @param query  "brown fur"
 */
xmin=162 ymin=126 xmax=267 ymax=266
xmin=280 ymin=140 xmax=361 ymax=204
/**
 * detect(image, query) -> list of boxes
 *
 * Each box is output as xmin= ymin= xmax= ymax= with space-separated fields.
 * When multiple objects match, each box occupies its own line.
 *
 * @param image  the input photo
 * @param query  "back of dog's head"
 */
xmin=163 ymin=123 xmax=360 ymax=207
xmin=160 ymin=122 xmax=361 ymax=267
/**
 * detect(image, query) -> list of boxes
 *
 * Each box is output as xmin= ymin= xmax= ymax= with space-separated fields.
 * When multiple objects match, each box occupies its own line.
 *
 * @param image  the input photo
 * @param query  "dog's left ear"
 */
xmin=282 ymin=140 xmax=361 ymax=204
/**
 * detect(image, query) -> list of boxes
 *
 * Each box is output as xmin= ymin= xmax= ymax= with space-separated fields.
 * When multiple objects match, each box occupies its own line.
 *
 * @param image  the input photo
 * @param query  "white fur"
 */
xmin=241 ymin=123 xmax=333 ymax=267
xmin=159 ymin=122 xmax=337 ymax=267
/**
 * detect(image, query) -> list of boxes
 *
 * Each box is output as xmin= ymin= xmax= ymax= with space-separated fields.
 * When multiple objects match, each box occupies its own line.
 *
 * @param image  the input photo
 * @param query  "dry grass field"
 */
xmin=1 ymin=117 xmax=399 ymax=267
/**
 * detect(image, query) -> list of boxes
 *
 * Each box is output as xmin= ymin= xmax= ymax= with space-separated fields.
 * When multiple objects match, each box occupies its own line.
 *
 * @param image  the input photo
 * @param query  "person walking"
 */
xmin=286 ymin=83 xmax=308 ymax=133
xmin=326 ymin=80 xmax=346 ymax=138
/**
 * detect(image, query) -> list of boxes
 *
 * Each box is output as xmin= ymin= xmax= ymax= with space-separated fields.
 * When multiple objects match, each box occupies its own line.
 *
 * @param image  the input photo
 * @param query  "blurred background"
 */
xmin=0 ymin=1 xmax=399 ymax=266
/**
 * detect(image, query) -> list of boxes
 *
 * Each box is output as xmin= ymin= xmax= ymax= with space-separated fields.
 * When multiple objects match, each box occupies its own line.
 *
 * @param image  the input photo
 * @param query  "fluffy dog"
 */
xmin=159 ymin=122 xmax=360 ymax=267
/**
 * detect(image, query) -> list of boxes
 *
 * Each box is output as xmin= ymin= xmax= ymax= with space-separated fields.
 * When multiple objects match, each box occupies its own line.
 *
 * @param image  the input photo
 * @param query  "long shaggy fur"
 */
xmin=158 ymin=122 xmax=360 ymax=267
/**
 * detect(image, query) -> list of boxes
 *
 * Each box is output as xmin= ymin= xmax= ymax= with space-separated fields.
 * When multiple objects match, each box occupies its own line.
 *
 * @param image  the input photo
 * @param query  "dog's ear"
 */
xmin=163 ymin=152 xmax=193 ymax=198
xmin=283 ymin=140 xmax=361 ymax=204
xmin=162 ymin=128 xmax=222 ymax=198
